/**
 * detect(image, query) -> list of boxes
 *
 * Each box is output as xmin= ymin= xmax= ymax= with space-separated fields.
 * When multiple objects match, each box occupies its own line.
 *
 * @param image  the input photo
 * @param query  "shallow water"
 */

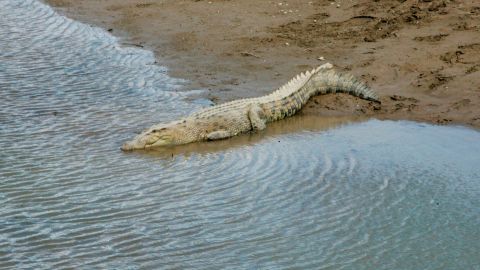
xmin=1 ymin=0 xmax=480 ymax=269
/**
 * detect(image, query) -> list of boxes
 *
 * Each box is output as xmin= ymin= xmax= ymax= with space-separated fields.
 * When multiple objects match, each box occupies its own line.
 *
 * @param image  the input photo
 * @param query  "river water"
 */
xmin=1 ymin=0 xmax=479 ymax=269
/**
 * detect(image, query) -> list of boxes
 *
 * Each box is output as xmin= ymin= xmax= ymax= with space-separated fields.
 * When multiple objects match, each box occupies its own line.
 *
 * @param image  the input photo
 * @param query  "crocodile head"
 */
xmin=121 ymin=120 xmax=193 ymax=151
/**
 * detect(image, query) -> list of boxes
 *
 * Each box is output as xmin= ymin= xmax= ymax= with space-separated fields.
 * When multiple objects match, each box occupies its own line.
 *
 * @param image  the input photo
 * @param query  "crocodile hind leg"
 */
xmin=248 ymin=104 xmax=267 ymax=131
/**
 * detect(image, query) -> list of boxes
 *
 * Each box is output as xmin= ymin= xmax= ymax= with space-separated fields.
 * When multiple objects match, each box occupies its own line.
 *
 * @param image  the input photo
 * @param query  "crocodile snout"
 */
xmin=120 ymin=142 xmax=134 ymax=151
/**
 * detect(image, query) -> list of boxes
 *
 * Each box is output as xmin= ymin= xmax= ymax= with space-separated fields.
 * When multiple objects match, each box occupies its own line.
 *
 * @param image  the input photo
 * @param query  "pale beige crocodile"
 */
xmin=121 ymin=63 xmax=379 ymax=150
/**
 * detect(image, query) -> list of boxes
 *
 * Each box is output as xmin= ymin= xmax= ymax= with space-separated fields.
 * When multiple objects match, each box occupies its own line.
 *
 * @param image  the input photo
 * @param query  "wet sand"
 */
xmin=45 ymin=0 xmax=480 ymax=128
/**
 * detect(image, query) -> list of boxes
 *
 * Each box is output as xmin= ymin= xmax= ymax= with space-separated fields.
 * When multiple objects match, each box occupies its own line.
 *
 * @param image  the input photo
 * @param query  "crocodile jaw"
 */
xmin=121 ymin=121 xmax=194 ymax=151
xmin=121 ymin=132 xmax=171 ymax=151
xmin=121 ymin=137 xmax=152 ymax=151
xmin=120 ymin=141 xmax=141 ymax=151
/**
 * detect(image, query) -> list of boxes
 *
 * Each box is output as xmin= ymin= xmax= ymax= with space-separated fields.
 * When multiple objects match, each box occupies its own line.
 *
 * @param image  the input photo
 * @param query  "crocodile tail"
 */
xmin=314 ymin=69 xmax=380 ymax=103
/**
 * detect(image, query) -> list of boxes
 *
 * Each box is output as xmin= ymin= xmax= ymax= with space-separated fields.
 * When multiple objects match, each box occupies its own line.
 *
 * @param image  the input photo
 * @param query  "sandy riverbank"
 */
xmin=45 ymin=0 xmax=480 ymax=128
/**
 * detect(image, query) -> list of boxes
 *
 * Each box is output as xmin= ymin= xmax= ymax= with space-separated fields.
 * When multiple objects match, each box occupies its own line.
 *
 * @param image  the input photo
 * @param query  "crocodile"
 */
xmin=121 ymin=63 xmax=379 ymax=150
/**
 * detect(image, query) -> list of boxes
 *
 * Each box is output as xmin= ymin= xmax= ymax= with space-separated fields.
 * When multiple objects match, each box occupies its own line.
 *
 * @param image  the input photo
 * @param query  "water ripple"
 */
xmin=1 ymin=0 xmax=480 ymax=269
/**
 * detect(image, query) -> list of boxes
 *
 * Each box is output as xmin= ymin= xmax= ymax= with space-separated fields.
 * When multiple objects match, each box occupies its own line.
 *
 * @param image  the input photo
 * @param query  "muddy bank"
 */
xmin=45 ymin=0 xmax=480 ymax=128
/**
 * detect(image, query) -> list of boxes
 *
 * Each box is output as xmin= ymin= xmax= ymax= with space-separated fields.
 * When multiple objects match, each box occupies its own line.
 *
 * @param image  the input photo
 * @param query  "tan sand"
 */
xmin=46 ymin=0 xmax=480 ymax=128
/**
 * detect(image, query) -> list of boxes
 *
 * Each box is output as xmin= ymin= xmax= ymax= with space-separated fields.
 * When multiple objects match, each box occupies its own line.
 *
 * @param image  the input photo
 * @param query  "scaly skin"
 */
xmin=121 ymin=63 xmax=379 ymax=150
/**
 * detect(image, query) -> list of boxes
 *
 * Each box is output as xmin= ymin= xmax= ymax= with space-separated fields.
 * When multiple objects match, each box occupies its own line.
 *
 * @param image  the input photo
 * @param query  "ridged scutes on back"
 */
xmin=190 ymin=63 xmax=379 ymax=119
xmin=261 ymin=63 xmax=334 ymax=102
